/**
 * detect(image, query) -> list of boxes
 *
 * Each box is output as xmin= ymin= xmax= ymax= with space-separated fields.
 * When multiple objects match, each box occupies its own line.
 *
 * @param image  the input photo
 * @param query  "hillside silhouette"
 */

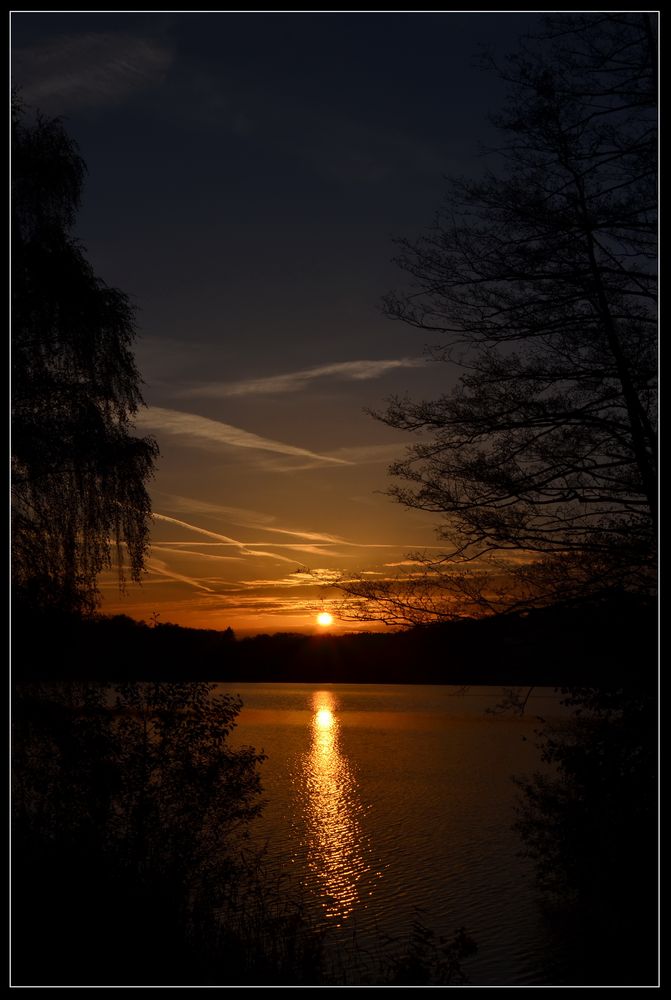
xmin=13 ymin=593 xmax=656 ymax=689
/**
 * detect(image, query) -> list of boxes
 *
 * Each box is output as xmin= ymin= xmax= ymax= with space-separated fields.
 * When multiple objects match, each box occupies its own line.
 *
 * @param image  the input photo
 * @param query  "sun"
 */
xmin=316 ymin=611 xmax=334 ymax=627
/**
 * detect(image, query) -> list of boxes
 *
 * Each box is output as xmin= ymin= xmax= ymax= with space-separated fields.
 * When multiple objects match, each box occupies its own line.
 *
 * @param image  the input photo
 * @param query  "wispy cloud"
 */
xmin=152 ymin=514 xmax=441 ymax=556
xmin=257 ymin=526 xmax=345 ymax=543
xmin=136 ymin=407 xmax=350 ymax=465
xmin=384 ymin=560 xmax=426 ymax=567
xmin=327 ymin=442 xmax=409 ymax=464
xmin=153 ymin=512 xmax=248 ymax=547
xmin=156 ymin=493 xmax=276 ymax=528
xmin=151 ymin=541 xmax=245 ymax=547
xmin=266 ymin=543 xmax=353 ymax=557
xmin=236 ymin=567 xmax=342 ymax=589
xmin=174 ymin=358 xmax=427 ymax=399
xmin=152 ymin=511 xmax=297 ymax=564
xmin=245 ymin=441 xmax=410 ymax=474
xmin=151 ymin=545 xmax=243 ymax=563
xmin=145 ymin=558 xmax=215 ymax=593
xmin=156 ymin=495 xmax=362 ymax=549
xmin=13 ymin=33 xmax=173 ymax=112
xmin=153 ymin=496 xmax=355 ymax=554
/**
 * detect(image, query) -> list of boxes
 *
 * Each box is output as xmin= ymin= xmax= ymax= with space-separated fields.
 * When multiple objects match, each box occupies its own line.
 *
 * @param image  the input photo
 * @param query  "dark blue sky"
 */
xmin=12 ymin=11 xmax=542 ymax=633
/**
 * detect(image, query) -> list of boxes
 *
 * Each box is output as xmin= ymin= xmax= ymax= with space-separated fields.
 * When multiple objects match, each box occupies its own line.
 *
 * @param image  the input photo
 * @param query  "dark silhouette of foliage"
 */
xmin=11 ymin=99 xmax=158 ymax=615
xmin=340 ymin=14 xmax=657 ymax=625
xmin=383 ymin=918 xmax=477 ymax=986
xmin=513 ymin=683 xmax=658 ymax=984
xmin=12 ymin=681 xmax=269 ymax=984
xmin=11 ymin=596 xmax=655 ymax=688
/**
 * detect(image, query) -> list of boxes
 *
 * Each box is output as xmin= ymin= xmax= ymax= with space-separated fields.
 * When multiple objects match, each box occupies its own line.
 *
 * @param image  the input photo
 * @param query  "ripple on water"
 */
xmin=223 ymin=683 xmax=566 ymax=985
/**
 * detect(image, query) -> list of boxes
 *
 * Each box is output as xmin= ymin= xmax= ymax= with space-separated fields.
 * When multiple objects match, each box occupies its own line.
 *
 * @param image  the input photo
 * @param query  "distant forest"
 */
xmin=13 ymin=592 xmax=655 ymax=688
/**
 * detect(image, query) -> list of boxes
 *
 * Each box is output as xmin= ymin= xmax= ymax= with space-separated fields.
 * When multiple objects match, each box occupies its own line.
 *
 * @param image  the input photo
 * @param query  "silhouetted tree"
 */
xmin=11 ymin=99 xmax=158 ymax=615
xmin=12 ymin=681 xmax=267 ymax=984
xmin=513 ymin=682 xmax=657 ymax=984
xmin=340 ymin=14 xmax=657 ymax=625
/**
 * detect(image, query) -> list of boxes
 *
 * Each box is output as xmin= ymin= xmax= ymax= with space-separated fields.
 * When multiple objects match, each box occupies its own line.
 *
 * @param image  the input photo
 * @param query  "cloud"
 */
xmin=213 ymin=595 xmax=324 ymax=615
xmin=155 ymin=495 xmax=371 ymax=547
xmin=13 ymin=32 xmax=173 ymax=112
xmin=151 ymin=514 xmax=444 ymax=559
xmin=145 ymin=558 xmax=215 ymax=593
xmin=156 ymin=493 xmax=277 ymax=527
xmin=174 ymin=358 xmax=427 ymax=399
xmin=152 ymin=511 xmax=297 ymax=564
xmin=384 ymin=560 xmax=426 ymax=567
xmin=237 ymin=567 xmax=342 ymax=589
xmin=327 ymin=442 xmax=409 ymax=464
xmin=135 ymin=407 xmax=351 ymax=465
xmin=267 ymin=544 xmax=353 ymax=557
xmin=257 ymin=526 xmax=345 ymax=544
xmin=151 ymin=545 xmax=243 ymax=563
xmin=153 ymin=497 xmax=356 ymax=553
xmin=237 ymin=441 xmax=410 ymax=473
xmin=153 ymin=511 xmax=248 ymax=547
xmin=148 ymin=541 xmax=350 ymax=559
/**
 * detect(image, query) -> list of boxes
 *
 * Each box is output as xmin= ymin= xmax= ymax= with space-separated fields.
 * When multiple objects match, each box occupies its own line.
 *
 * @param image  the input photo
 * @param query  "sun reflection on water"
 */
xmin=315 ymin=707 xmax=334 ymax=730
xmin=301 ymin=691 xmax=372 ymax=923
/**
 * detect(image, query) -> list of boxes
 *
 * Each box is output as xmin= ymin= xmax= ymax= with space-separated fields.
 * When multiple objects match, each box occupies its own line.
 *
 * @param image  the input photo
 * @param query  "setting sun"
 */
xmin=317 ymin=611 xmax=334 ymax=627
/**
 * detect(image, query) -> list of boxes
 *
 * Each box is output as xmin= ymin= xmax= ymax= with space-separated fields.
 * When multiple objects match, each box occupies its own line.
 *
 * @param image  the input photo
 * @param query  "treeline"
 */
xmin=13 ymin=593 xmax=656 ymax=688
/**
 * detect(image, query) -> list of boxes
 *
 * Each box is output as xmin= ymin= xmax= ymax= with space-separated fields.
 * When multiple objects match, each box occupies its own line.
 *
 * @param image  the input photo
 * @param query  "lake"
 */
xmin=217 ymin=683 xmax=569 ymax=986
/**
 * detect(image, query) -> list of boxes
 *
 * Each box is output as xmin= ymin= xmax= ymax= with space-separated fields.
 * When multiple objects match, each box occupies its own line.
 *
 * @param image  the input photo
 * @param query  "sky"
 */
xmin=11 ymin=10 xmax=541 ymax=635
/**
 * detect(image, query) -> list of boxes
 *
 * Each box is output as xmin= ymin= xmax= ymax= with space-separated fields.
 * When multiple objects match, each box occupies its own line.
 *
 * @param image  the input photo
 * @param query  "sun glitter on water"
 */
xmin=317 ymin=612 xmax=334 ymax=627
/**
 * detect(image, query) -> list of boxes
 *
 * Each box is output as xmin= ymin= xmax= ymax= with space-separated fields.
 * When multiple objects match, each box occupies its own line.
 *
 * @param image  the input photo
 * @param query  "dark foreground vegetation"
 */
xmin=514 ymin=682 xmax=658 ymax=986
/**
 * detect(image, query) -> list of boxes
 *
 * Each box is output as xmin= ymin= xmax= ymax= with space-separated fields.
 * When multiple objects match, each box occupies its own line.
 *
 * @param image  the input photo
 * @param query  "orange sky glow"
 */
xmin=11 ymin=13 xmax=545 ymax=636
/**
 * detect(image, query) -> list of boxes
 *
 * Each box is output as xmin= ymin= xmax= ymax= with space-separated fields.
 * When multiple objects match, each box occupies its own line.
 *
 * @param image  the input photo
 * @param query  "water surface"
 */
xmin=219 ymin=683 xmax=566 ymax=985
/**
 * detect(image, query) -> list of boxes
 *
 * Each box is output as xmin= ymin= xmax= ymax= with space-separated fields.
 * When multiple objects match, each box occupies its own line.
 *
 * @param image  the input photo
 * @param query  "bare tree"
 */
xmin=339 ymin=14 xmax=657 ymax=627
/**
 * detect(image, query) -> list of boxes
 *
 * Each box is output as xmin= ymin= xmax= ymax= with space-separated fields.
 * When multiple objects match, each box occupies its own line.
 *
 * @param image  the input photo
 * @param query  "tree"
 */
xmin=11 ymin=680 xmax=268 ymax=984
xmin=512 ymin=681 xmax=658 ymax=985
xmin=11 ymin=100 xmax=159 ymax=615
xmin=339 ymin=14 xmax=657 ymax=626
